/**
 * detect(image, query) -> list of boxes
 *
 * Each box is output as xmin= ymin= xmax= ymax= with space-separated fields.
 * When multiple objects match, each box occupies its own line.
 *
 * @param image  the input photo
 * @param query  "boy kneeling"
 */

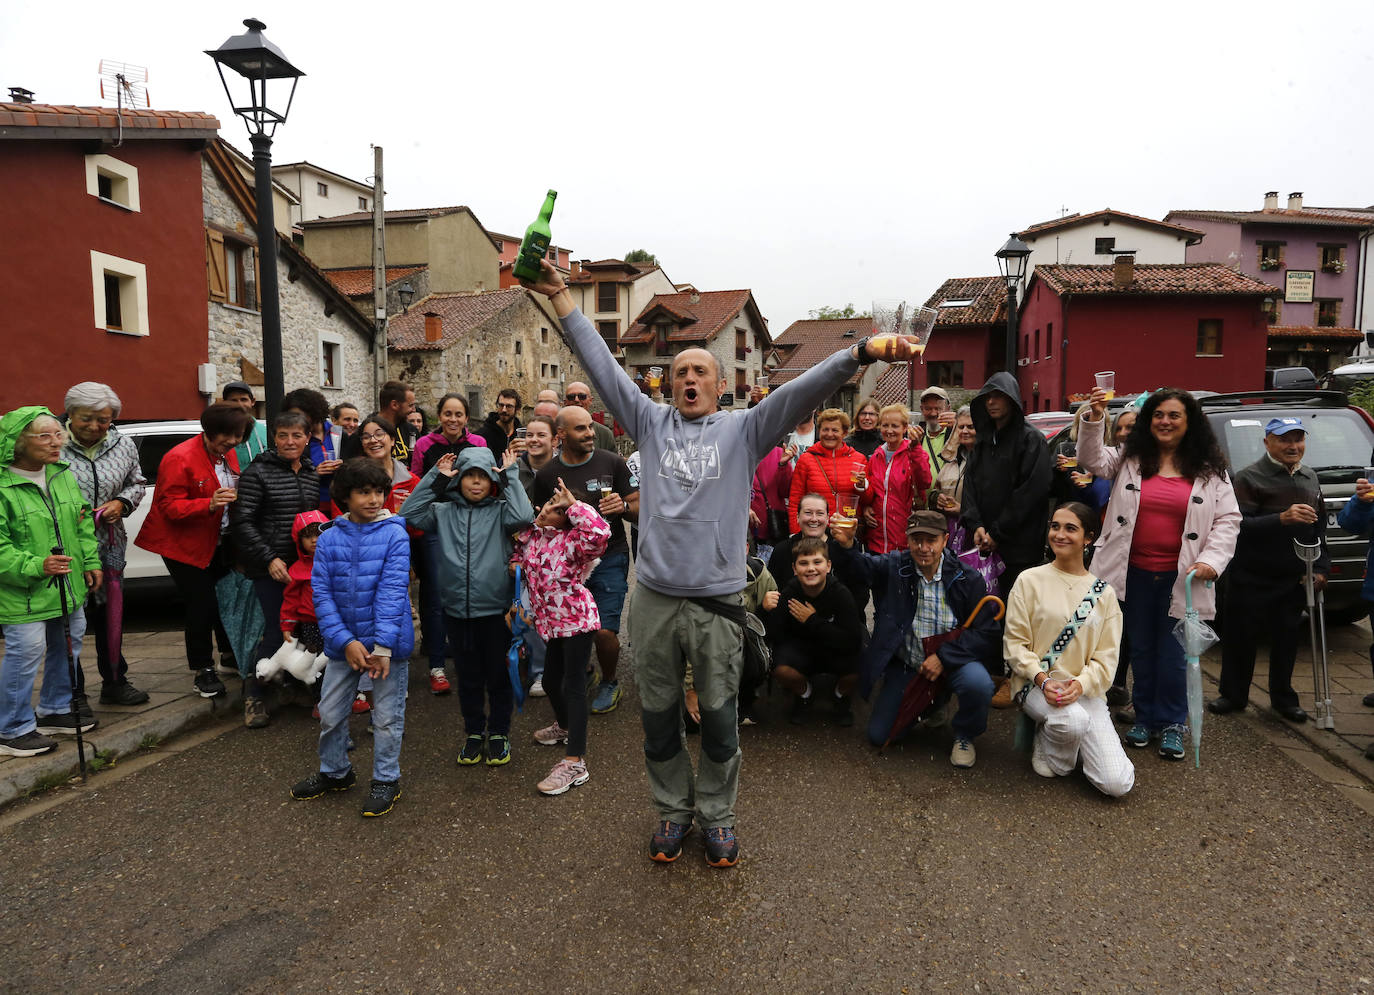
xmin=291 ymin=459 xmax=414 ymax=817
xmin=763 ymin=537 xmax=865 ymax=726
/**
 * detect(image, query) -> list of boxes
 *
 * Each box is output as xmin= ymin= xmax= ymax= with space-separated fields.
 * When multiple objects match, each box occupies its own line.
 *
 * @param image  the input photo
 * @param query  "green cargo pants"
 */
xmin=627 ymin=583 xmax=743 ymax=829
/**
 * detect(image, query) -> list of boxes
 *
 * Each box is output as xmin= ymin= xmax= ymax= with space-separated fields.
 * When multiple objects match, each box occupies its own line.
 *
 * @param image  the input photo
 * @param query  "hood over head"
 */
xmin=1 ymin=406 xmax=58 ymax=466
xmin=456 ymin=445 xmax=503 ymax=484
xmin=970 ymin=372 xmax=1025 ymax=436
xmin=291 ymin=509 xmax=330 ymax=552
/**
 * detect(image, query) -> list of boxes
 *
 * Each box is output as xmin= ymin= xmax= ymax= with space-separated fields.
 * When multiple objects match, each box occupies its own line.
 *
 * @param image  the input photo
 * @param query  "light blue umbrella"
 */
xmin=506 ymin=566 xmax=528 ymax=712
xmin=1174 ymin=569 xmax=1217 ymax=768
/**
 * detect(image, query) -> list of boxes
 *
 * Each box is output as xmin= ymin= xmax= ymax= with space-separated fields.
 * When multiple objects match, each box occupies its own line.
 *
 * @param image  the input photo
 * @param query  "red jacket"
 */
xmin=788 ymin=441 xmax=866 ymax=534
xmin=750 ymin=447 xmax=794 ymax=541
xmin=280 ymin=510 xmax=329 ymax=628
xmin=134 ymin=436 xmax=241 ymax=569
xmin=861 ymin=440 xmax=932 ymax=553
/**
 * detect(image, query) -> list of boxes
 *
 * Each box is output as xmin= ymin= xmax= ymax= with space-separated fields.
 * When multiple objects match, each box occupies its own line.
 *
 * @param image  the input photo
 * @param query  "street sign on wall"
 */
xmin=1285 ymin=270 xmax=1316 ymax=303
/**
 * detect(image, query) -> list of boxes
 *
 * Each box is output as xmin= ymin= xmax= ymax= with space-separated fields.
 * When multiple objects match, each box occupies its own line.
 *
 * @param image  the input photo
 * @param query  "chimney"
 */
xmin=571 ymin=260 xmax=582 ymax=278
xmin=424 ymin=311 xmax=443 ymax=343
xmin=1287 ymin=191 xmax=1304 ymax=211
xmin=8 ymin=86 xmax=34 ymax=103
xmin=689 ymin=292 xmax=701 ymax=305
xmin=1263 ymin=191 xmax=1279 ymax=211
xmin=1113 ymin=254 xmax=1135 ymax=290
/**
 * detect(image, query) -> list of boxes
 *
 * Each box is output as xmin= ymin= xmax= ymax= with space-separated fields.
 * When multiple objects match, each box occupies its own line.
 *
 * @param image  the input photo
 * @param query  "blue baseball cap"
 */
xmin=1264 ymin=417 xmax=1305 ymax=436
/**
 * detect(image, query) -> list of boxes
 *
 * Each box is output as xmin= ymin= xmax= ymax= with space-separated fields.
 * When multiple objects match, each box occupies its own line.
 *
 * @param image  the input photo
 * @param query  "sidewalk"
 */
xmin=0 ymin=629 xmax=243 ymax=806
xmin=1199 ymin=616 xmax=1374 ymax=813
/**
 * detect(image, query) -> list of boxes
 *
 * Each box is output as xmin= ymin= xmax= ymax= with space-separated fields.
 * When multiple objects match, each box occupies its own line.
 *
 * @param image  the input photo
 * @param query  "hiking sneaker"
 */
xmin=352 ymin=693 xmax=371 ymax=714
xmin=458 ymin=734 xmax=485 ymax=766
xmin=591 ymin=680 xmax=621 ymax=714
xmin=1124 ymin=723 xmax=1152 ymax=748
xmin=72 ymin=690 xmax=94 ymax=721
xmin=833 ymin=693 xmax=854 ymax=727
xmin=704 ymin=826 xmax=740 ymax=868
xmin=35 ymin=712 xmax=97 ymax=736
xmin=429 ymin=668 xmax=452 ymax=695
xmin=0 ymin=730 xmax=58 ymax=757
xmin=290 ymin=767 xmax=357 ymax=800
xmin=533 ymin=722 xmax=569 ymax=746
xmin=650 ymin=819 xmax=693 ymax=862
xmin=950 ymin=737 xmax=976 ymax=768
xmin=1159 ymin=724 xmax=1186 ymax=761
xmin=100 ymin=681 xmax=149 ymax=706
xmin=244 ymin=697 xmax=270 ymax=729
xmin=1031 ymin=734 xmax=1055 ymax=778
xmin=789 ymin=693 xmax=814 ymax=725
xmin=194 ymin=668 xmax=226 ymax=698
xmin=361 ymin=780 xmax=402 ymax=817
xmin=528 ymin=677 xmax=546 ymax=698
xmin=537 ymin=757 xmax=589 ymax=796
xmin=485 ymin=734 xmax=512 ymax=766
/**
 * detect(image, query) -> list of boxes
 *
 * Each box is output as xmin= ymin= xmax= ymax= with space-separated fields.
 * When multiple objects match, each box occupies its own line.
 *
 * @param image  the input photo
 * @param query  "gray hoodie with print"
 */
xmin=557 ymin=307 xmax=861 ymax=598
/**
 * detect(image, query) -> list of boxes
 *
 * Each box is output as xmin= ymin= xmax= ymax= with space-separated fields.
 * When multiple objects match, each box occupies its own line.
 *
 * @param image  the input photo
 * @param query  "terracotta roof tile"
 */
xmin=569 ymin=260 xmax=660 ymax=284
xmin=768 ymin=318 xmax=871 ymax=386
xmin=1034 ymin=263 xmax=1279 ymax=296
xmin=1268 ymin=325 xmax=1363 ymax=340
xmin=1167 ymin=207 xmax=1374 ymax=229
xmin=322 ymin=265 xmax=427 ymax=298
xmin=921 ymin=276 xmax=1007 ymax=325
xmin=389 ymin=288 xmax=528 ymax=351
xmin=1018 ymin=208 xmax=1204 ymax=242
xmin=0 ymin=102 xmax=218 ymax=133
xmin=872 ymin=362 xmax=916 ymax=407
xmin=621 ymin=290 xmax=753 ymax=345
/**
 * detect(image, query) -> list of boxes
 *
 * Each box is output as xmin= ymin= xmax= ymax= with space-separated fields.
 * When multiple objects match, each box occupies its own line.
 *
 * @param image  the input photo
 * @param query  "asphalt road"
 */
xmin=2 ymin=633 xmax=1372 ymax=994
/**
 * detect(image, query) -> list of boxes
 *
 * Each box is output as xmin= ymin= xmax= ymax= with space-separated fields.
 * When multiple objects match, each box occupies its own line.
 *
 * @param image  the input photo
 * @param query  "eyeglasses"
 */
xmin=24 ymin=431 xmax=65 ymax=444
xmin=566 ymin=393 xmax=589 ymax=401
xmin=360 ymin=432 xmax=390 ymax=444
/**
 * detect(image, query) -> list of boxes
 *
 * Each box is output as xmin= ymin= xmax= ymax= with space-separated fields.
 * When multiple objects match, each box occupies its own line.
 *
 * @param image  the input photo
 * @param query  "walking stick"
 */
xmin=49 ymin=543 xmax=89 ymax=780
xmin=1294 ymin=538 xmax=1335 ymax=731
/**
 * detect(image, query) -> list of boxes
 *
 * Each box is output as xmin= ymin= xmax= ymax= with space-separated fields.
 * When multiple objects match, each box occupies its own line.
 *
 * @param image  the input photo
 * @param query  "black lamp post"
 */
xmin=398 ymin=281 xmax=415 ymax=313
xmin=995 ymin=234 xmax=1032 ymax=375
xmin=207 ymin=18 xmax=304 ymax=424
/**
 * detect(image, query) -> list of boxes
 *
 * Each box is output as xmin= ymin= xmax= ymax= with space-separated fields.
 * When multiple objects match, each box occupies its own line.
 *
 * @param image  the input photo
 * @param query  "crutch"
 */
xmin=1294 ymin=538 xmax=1335 ymax=730
xmin=49 ymin=543 xmax=90 ymax=779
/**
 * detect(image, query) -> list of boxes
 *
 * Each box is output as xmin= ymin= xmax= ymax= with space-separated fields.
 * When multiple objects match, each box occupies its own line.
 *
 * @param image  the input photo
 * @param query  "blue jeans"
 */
xmin=586 ymin=551 xmax=630 ymax=633
xmin=1 ymin=609 xmax=86 ymax=738
xmin=1124 ymin=565 xmax=1186 ymax=730
xmin=866 ymin=658 xmax=993 ymax=745
xmin=318 ymin=657 xmax=409 ymax=782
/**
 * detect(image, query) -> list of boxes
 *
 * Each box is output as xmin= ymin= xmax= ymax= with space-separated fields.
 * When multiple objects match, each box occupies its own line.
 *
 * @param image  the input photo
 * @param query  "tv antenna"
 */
xmin=98 ymin=59 xmax=150 ymax=148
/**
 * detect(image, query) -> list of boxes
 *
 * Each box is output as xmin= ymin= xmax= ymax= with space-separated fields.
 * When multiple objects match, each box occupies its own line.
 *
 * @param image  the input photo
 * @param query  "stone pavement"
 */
xmin=3 ymin=614 xmax=1374 ymax=811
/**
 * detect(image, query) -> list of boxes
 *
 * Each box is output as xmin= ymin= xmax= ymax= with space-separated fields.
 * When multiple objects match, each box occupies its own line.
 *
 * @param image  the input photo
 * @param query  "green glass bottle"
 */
xmin=512 ymin=189 xmax=557 ymax=282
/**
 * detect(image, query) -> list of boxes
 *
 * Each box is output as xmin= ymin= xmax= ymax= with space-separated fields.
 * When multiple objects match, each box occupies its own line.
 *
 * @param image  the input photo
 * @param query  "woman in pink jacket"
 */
xmin=1078 ymin=387 xmax=1239 ymax=762
xmin=750 ymin=443 xmax=795 ymax=548
xmin=511 ymin=478 xmax=611 ymax=796
xmin=860 ymin=405 xmax=932 ymax=553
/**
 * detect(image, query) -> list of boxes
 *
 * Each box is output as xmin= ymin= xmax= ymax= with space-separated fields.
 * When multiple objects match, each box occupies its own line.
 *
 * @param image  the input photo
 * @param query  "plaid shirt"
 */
xmin=905 ymin=563 xmax=958 ymax=667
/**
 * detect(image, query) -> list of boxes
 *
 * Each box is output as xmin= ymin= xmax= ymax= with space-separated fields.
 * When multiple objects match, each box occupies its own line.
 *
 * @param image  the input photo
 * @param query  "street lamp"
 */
xmin=207 ymin=18 xmax=304 ymax=423
xmin=398 ymin=281 xmax=415 ymax=313
xmin=995 ymin=234 xmax=1032 ymax=375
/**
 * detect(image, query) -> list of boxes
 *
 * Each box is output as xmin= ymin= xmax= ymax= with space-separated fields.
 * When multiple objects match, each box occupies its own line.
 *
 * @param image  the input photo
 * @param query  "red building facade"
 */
xmin=0 ymin=104 xmax=220 ymax=419
xmin=1016 ymin=261 xmax=1279 ymax=410
xmin=920 ymin=276 xmax=1007 ymax=389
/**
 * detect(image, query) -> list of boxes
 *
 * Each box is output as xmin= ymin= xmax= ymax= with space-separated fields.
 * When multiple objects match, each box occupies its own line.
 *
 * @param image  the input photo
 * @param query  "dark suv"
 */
xmin=1198 ymin=390 xmax=1374 ymax=625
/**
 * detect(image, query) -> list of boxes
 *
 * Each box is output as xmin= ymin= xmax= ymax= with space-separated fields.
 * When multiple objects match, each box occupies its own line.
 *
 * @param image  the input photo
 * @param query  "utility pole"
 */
xmin=371 ymin=145 xmax=387 ymax=396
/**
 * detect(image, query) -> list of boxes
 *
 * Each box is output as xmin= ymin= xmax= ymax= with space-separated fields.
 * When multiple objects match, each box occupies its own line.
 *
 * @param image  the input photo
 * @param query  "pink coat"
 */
xmin=861 ymin=440 xmax=933 ymax=553
xmin=511 ymin=501 xmax=611 ymax=640
xmin=1078 ymin=415 xmax=1239 ymax=619
xmin=750 ymin=447 xmax=794 ymax=541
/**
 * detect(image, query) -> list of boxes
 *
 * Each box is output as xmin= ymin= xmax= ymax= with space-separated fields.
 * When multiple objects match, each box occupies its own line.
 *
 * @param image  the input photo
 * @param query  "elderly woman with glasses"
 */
xmin=61 ymin=382 xmax=149 ymax=707
xmin=0 ymin=406 xmax=103 ymax=757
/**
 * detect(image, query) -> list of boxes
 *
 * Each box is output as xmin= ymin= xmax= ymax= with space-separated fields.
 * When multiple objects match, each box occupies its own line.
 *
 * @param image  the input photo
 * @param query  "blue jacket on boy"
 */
xmin=400 ymin=447 xmax=534 ymax=618
xmin=312 ymin=511 xmax=414 ymax=660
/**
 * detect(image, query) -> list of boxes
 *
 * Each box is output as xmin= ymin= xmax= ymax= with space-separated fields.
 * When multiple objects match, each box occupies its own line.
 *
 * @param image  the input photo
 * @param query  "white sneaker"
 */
xmin=529 ymin=677 xmax=546 ymax=697
xmin=950 ymin=737 xmax=976 ymax=768
xmin=1031 ymin=735 xmax=1054 ymax=778
xmin=537 ymin=757 xmax=589 ymax=796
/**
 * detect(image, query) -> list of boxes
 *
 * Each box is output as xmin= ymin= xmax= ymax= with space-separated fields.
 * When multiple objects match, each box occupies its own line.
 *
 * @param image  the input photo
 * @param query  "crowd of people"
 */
xmin=1 ymin=262 xmax=1366 ymax=861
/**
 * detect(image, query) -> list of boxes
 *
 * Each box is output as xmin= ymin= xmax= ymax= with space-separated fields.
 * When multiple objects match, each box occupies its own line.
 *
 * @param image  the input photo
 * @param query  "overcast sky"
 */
xmin=8 ymin=0 xmax=1372 ymax=335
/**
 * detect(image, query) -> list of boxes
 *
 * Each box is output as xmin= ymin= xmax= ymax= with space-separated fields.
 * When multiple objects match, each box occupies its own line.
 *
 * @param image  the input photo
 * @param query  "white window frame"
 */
xmin=319 ymin=332 xmax=345 ymax=390
xmin=89 ymin=251 xmax=149 ymax=336
xmin=84 ymin=154 xmax=140 ymax=211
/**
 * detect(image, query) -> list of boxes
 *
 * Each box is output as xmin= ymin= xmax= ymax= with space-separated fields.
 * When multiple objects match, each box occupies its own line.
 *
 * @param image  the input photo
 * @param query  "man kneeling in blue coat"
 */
xmin=834 ymin=510 xmax=1002 ymax=768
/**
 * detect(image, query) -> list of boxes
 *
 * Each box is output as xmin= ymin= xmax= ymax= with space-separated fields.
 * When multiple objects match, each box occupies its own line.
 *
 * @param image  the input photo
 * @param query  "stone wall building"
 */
xmin=203 ymin=140 xmax=378 ymax=411
xmin=387 ymin=288 xmax=586 ymax=420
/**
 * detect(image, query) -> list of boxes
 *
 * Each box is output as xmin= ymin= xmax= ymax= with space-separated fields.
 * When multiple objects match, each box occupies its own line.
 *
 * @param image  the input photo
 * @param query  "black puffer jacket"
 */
xmin=230 ymin=450 xmax=319 ymax=578
xmin=960 ymin=372 xmax=1052 ymax=566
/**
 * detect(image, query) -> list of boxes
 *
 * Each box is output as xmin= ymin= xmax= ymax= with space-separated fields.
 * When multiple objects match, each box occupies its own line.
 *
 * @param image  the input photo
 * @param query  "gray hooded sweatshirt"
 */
xmin=558 ymin=307 xmax=861 ymax=598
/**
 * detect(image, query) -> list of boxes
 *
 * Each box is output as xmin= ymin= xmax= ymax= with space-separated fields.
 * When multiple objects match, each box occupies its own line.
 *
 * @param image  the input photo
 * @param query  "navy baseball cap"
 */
xmin=1264 ymin=417 xmax=1305 ymax=436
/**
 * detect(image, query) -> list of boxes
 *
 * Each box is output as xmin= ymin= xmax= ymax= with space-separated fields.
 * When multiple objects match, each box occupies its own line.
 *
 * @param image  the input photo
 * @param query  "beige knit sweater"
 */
xmin=1003 ymin=563 xmax=1122 ymax=699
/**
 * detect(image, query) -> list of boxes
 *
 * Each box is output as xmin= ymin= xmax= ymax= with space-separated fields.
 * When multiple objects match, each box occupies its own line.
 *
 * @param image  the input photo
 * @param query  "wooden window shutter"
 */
xmin=206 ymin=228 xmax=228 ymax=303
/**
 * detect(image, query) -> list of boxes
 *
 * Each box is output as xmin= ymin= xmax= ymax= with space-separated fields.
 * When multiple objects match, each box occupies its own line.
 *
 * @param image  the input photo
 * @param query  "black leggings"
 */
xmin=162 ymin=555 xmax=232 ymax=671
xmin=544 ymin=631 xmax=594 ymax=756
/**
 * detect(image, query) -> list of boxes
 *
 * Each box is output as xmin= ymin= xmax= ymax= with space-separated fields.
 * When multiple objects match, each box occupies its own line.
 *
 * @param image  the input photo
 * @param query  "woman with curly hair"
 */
xmin=1077 ymin=387 xmax=1239 ymax=762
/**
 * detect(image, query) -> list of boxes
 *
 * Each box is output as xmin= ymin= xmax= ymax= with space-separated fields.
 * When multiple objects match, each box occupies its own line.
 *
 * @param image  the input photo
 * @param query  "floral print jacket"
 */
xmin=511 ymin=501 xmax=611 ymax=641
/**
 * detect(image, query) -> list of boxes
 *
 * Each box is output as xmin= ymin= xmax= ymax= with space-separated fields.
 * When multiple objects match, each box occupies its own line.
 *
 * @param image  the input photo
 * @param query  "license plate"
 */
xmin=1328 ymin=512 xmax=1339 ymax=529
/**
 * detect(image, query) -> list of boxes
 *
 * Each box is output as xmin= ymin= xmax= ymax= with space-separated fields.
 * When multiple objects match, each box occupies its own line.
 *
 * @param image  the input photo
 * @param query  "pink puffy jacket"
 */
xmin=861 ymin=440 xmax=932 ymax=553
xmin=511 ymin=501 xmax=611 ymax=641
xmin=1077 ymin=414 xmax=1239 ymax=619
